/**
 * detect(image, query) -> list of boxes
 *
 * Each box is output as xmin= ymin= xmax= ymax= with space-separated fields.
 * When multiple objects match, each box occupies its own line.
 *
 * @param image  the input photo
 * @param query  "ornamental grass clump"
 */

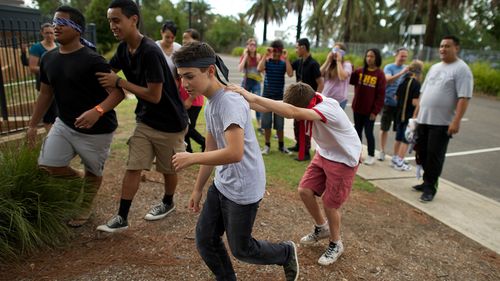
xmin=0 ymin=142 xmax=91 ymax=262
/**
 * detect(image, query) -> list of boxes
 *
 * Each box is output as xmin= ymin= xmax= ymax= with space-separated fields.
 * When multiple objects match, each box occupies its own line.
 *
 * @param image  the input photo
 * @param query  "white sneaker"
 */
xmin=390 ymin=155 xmax=399 ymax=167
xmin=96 ymin=215 xmax=128 ymax=233
xmin=364 ymin=156 xmax=375 ymax=165
xmin=377 ymin=151 xmax=385 ymax=161
xmin=261 ymin=145 xmax=270 ymax=155
xmin=318 ymin=241 xmax=344 ymax=266
xmin=300 ymin=225 xmax=330 ymax=245
xmin=394 ymin=162 xmax=412 ymax=171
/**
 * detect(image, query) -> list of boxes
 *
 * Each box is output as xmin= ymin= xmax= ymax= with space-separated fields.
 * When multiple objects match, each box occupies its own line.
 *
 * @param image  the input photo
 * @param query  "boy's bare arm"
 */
xmin=96 ymin=71 xmax=162 ymax=104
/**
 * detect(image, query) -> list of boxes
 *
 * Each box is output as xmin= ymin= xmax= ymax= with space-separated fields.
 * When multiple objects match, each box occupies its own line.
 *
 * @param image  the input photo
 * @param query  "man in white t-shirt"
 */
xmin=413 ymin=35 xmax=473 ymax=202
xmin=229 ymin=82 xmax=361 ymax=266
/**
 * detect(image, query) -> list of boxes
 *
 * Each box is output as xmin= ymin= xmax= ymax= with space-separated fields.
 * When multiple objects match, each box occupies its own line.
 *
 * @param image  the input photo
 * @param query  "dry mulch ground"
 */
xmin=1 ymin=150 xmax=499 ymax=281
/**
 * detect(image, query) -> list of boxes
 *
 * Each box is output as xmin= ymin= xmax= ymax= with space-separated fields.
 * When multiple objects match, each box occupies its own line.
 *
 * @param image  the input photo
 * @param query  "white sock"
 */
xmin=316 ymin=221 xmax=328 ymax=229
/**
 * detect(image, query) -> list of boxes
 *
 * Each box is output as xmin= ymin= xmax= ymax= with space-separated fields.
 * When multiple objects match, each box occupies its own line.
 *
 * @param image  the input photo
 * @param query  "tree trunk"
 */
xmin=424 ymin=0 xmax=439 ymax=47
xmin=263 ymin=4 xmax=268 ymax=43
xmin=343 ymin=0 xmax=352 ymax=43
xmin=315 ymin=28 xmax=320 ymax=47
xmin=296 ymin=9 xmax=302 ymax=42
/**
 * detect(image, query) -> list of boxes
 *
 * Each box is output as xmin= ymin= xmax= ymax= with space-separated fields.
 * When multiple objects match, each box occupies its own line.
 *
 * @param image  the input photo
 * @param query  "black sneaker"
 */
xmin=96 ymin=215 xmax=128 ymax=233
xmin=412 ymin=183 xmax=425 ymax=192
xmin=283 ymin=241 xmax=299 ymax=281
xmin=287 ymin=145 xmax=299 ymax=152
xmin=420 ymin=185 xmax=436 ymax=203
xmin=144 ymin=202 xmax=175 ymax=221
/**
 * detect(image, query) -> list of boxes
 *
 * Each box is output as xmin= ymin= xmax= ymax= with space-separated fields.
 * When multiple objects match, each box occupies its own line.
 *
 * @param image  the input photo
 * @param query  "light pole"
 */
xmin=187 ymin=1 xmax=192 ymax=28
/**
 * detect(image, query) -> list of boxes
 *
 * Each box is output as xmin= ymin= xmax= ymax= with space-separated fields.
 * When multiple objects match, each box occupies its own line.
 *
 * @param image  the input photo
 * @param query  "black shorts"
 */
xmin=380 ymin=105 xmax=397 ymax=131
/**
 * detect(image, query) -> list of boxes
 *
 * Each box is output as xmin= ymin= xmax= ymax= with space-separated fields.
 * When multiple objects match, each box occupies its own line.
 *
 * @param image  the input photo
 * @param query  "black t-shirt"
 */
xmin=39 ymin=47 xmax=117 ymax=134
xmin=395 ymin=77 xmax=421 ymax=123
xmin=292 ymin=55 xmax=321 ymax=91
xmin=110 ymin=37 xmax=188 ymax=133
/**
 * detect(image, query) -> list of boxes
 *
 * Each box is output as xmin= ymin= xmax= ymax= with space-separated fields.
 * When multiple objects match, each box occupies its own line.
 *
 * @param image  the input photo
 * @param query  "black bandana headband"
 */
xmin=176 ymin=55 xmax=229 ymax=85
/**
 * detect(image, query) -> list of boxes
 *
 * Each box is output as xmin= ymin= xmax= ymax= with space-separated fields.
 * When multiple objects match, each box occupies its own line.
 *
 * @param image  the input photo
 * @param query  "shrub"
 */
xmin=470 ymin=62 xmax=500 ymax=97
xmin=0 ymin=142 xmax=91 ymax=262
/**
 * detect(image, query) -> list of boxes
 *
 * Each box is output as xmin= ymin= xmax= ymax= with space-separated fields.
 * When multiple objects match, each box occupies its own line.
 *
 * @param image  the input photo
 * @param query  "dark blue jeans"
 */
xmin=242 ymin=78 xmax=262 ymax=121
xmin=196 ymin=183 xmax=291 ymax=281
xmin=353 ymin=112 xmax=375 ymax=156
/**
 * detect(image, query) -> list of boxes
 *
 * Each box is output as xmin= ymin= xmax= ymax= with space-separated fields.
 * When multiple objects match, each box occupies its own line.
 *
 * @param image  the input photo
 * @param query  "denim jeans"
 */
xmin=353 ymin=112 xmax=375 ymax=156
xmin=196 ymin=183 xmax=291 ymax=281
xmin=242 ymin=78 xmax=262 ymax=121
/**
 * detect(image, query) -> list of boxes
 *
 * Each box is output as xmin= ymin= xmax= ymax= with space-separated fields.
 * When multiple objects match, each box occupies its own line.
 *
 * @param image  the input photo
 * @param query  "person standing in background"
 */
xmin=238 ymin=38 xmax=263 ymax=132
xmin=155 ymin=20 xmax=182 ymax=77
xmin=29 ymin=23 xmax=58 ymax=131
xmin=289 ymin=38 xmax=324 ymax=161
xmin=378 ymin=47 xmax=409 ymax=162
xmin=349 ymin=48 xmax=386 ymax=165
xmin=320 ymin=43 xmax=352 ymax=109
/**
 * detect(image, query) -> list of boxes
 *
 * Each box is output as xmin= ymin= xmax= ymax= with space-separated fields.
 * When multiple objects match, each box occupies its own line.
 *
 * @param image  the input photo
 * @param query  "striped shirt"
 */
xmin=263 ymin=59 xmax=286 ymax=100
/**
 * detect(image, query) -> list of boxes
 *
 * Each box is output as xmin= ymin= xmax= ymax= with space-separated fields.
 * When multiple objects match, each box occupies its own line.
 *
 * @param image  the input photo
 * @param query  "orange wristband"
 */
xmin=94 ymin=105 xmax=104 ymax=116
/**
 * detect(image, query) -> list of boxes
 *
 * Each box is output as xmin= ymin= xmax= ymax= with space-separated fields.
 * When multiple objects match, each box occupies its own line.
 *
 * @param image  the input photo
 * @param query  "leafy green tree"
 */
xmin=176 ymin=0 xmax=214 ymax=41
xmin=85 ymin=0 xmax=116 ymax=53
xmin=286 ymin=0 xmax=318 ymax=42
xmin=34 ymin=0 xmax=63 ymax=19
xmin=305 ymin=0 xmax=328 ymax=47
xmin=205 ymin=15 xmax=253 ymax=52
xmin=246 ymin=0 xmax=286 ymax=43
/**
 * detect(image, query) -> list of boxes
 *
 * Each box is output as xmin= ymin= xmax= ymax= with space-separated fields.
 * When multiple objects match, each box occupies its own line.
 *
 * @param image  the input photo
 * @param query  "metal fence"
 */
xmin=0 ymin=4 xmax=96 ymax=136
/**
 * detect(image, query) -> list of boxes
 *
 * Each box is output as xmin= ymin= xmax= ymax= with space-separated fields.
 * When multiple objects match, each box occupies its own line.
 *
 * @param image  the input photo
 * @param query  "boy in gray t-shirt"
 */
xmin=172 ymin=42 xmax=299 ymax=281
xmin=413 ymin=35 xmax=473 ymax=203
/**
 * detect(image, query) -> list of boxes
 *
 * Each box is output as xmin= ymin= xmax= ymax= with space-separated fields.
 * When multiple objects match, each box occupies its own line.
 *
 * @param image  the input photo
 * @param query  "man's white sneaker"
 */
xmin=318 ymin=241 xmax=344 ymax=266
xmin=300 ymin=225 xmax=330 ymax=245
xmin=96 ymin=215 xmax=128 ymax=233
xmin=261 ymin=145 xmax=270 ymax=155
xmin=394 ymin=162 xmax=412 ymax=171
xmin=364 ymin=156 xmax=375 ymax=165
xmin=377 ymin=151 xmax=385 ymax=161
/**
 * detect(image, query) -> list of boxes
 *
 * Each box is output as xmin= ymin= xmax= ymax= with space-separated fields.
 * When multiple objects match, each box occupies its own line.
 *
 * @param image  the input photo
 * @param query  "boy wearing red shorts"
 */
xmin=229 ymin=82 xmax=361 ymax=266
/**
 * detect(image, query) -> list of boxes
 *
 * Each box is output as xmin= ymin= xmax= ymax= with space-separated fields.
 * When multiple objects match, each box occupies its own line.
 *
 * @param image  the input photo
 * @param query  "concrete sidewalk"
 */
xmin=282 ymin=118 xmax=500 ymax=254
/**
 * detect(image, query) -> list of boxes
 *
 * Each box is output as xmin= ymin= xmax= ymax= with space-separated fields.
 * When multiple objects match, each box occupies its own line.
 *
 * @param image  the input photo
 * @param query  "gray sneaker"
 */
xmin=96 ymin=215 xmax=128 ymax=233
xmin=300 ymin=225 xmax=330 ymax=245
xmin=283 ymin=241 xmax=299 ymax=281
xmin=144 ymin=202 xmax=175 ymax=221
xmin=318 ymin=241 xmax=344 ymax=266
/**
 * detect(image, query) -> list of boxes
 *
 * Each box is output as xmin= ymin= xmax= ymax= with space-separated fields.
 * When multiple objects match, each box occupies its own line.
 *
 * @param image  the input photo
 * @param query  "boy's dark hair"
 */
xmin=283 ymin=82 xmax=315 ymax=108
xmin=363 ymin=48 xmax=382 ymax=69
xmin=297 ymin=38 xmax=310 ymax=52
xmin=55 ymin=5 xmax=86 ymax=33
xmin=173 ymin=41 xmax=215 ymax=71
xmin=270 ymin=39 xmax=284 ymax=49
xmin=108 ymin=0 xmax=140 ymax=28
xmin=162 ymin=20 xmax=177 ymax=35
xmin=442 ymin=35 xmax=460 ymax=46
xmin=184 ymin=28 xmax=200 ymax=41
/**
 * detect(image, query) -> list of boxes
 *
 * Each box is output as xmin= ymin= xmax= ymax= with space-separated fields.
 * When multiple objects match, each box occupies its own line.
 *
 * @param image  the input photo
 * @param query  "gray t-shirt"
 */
xmin=205 ymin=89 xmax=266 ymax=205
xmin=417 ymin=59 xmax=473 ymax=126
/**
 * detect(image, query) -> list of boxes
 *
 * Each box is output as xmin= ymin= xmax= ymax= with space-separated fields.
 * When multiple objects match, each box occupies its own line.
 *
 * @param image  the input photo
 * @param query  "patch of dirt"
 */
xmin=1 ymin=149 xmax=499 ymax=281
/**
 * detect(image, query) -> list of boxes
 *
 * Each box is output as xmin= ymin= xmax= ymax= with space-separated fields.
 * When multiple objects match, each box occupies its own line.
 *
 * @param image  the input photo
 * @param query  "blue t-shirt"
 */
xmin=204 ymin=89 xmax=266 ymax=205
xmin=383 ymin=63 xmax=406 ymax=106
xmin=263 ymin=59 xmax=286 ymax=100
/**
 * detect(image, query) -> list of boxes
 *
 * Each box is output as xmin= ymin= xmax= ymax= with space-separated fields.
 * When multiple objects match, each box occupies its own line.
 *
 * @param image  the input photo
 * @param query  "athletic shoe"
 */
xmin=390 ymin=155 xmax=399 ymax=167
xmin=364 ymin=156 xmax=375 ymax=165
xmin=288 ymin=144 xmax=299 ymax=152
xmin=144 ymin=202 xmax=175 ymax=221
xmin=283 ymin=241 xmax=299 ymax=281
xmin=420 ymin=192 xmax=435 ymax=203
xmin=318 ymin=241 xmax=344 ymax=266
xmin=279 ymin=147 xmax=292 ymax=155
xmin=96 ymin=215 xmax=128 ymax=233
xmin=377 ymin=151 xmax=385 ymax=161
xmin=261 ymin=145 xmax=270 ymax=155
xmin=412 ymin=183 xmax=425 ymax=192
xmin=394 ymin=162 xmax=411 ymax=171
xmin=300 ymin=225 xmax=330 ymax=245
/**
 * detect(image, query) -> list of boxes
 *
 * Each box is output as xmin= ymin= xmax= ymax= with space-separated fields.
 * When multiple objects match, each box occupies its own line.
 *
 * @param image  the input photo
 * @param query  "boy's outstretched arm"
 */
xmin=227 ymin=84 xmax=321 ymax=121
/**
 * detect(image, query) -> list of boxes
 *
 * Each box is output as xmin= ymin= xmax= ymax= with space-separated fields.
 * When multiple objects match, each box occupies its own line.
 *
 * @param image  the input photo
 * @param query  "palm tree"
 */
xmin=286 ymin=0 xmax=318 ymax=42
xmin=305 ymin=0 xmax=329 ymax=47
xmin=246 ymin=0 xmax=286 ymax=43
xmin=399 ymin=0 xmax=474 ymax=47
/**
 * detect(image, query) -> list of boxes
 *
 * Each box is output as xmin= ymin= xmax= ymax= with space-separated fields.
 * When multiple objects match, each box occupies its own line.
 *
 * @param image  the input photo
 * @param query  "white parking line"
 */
xmin=374 ymin=118 xmax=468 ymax=126
xmin=405 ymin=147 xmax=500 ymax=161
